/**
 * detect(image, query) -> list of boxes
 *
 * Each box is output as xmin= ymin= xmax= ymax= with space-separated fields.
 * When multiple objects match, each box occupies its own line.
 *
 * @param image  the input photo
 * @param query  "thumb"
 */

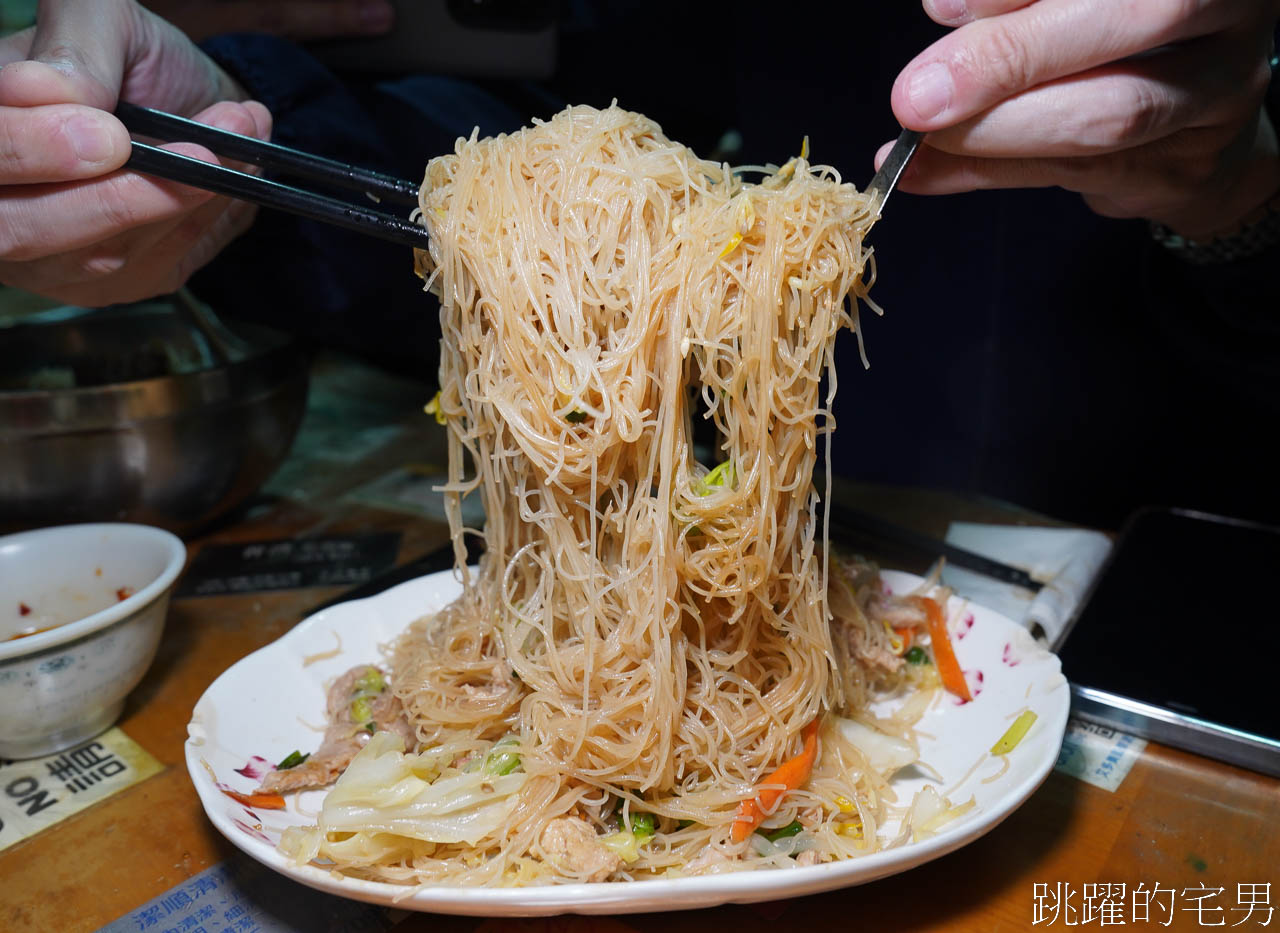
xmin=0 ymin=0 xmax=135 ymax=108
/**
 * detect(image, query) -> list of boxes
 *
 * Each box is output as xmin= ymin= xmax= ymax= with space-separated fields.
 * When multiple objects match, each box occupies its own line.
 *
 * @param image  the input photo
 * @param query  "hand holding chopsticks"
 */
xmin=116 ymin=101 xmax=431 ymax=251
xmin=0 ymin=0 xmax=426 ymax=308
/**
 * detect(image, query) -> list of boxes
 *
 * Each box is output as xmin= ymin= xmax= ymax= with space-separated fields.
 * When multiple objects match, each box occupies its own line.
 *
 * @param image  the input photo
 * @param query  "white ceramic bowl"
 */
xmin=0 ymin=523 xmax=186 ymax=758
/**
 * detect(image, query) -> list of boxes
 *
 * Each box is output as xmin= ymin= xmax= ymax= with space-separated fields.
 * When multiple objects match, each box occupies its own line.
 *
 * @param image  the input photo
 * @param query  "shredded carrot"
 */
xmin=220 ymin=788 xmax=286 ymax=810
xmin=912 ymin=596 xmax=971 ymax=702
xmin=731 ymin=718 xmax=820 ymax=842
xmin=892 ymin=625 xmax=914 ymax=654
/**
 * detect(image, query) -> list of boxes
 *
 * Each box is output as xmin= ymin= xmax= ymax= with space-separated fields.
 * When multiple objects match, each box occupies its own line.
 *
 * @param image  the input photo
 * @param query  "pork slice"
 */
xmin=539 ymin=816 xmax=622 ymax=882
xmin=259 ymin=664 xmax=415 ymax=794
xmin=830 ymin=602 xmax=904 ymax=675
xmin=685 ymin=844 xmax=736 ymax=875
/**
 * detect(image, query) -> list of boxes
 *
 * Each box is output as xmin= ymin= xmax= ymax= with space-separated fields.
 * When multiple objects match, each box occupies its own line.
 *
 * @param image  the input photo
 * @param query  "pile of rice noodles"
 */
xmin=282 ymin=104 xmax=958 ymax=886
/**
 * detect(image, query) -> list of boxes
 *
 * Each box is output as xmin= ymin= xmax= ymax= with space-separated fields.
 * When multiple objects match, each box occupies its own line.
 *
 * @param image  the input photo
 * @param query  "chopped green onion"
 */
xmin=628 ymin=812 xmax=656 ymax=839
xmin=365 ymin=722 xmax=377 ymax=734
xmin=990 ymin=710 xmax=1038 ymax=755
xmin=695 ymin=460 xmax=735 ymax=496
xmin=484 ymin=750 xmax=521 ymax=775
xmin=566 ymin=410 xmax=588 ymax=423
xmin=354 ymin=667 xmax=386 ymax=694
xmin=276 ymin=750 xmax=309 ymax=770
xmin=350 ymin=696 xmax=373 ymax=724
xmin=424 ymin=391 xmax=446 ymax=425
xmin=483 ymin=737 xmax=522 ymax=776
xmin=758 ymin=819 xmax=803 ymax=843
xmin=904 ymin=646 xmax=929 ymax=665
xmin=676 ymin=819 xmax=695 ymax=829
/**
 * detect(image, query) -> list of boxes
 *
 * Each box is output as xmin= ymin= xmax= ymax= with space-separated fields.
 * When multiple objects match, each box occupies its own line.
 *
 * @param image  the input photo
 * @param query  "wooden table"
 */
xmin=3 ymin=358 xmax=1276 ymax=933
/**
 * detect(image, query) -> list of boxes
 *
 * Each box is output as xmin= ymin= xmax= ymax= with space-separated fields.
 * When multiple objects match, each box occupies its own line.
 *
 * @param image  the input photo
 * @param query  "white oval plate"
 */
xmin=186 ymin=569 xmax=1069 ymax=916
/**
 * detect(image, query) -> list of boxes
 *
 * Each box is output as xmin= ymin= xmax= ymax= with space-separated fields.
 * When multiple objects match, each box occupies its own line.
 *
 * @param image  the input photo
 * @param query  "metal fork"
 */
xmin=866 ymin=128 xmax=924 ymax=210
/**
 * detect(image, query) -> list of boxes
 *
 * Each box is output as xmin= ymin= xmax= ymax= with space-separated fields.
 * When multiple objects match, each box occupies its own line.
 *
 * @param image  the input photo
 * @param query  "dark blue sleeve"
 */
xmin=187 ymin=34 xmax=529 ymax=374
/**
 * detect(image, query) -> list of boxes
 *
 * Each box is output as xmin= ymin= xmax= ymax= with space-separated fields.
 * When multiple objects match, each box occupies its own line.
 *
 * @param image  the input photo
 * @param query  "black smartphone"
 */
xmin=1055 ymin=507 xmax=1280 ymax=777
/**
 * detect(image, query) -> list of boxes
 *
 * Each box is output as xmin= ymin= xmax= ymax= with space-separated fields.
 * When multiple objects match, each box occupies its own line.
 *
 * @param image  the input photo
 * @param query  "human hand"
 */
xmin=0 ymin=0 xmax=272 ymax=306
xmin=881 ymin=0 xmax=1280 ymax=240
xmin=141 ymin=0 xmax=395 ymax=43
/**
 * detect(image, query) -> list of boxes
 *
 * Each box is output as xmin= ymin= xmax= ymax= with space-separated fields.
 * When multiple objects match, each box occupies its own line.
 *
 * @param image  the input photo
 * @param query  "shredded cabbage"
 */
xmin=906 ymin=785 xmax=976 ymax=842
xmin=280 ymin=732 xmax=528 ymax=865
xmin=836 ymin=717 xmax=917 ymax=776
xmin=600 ymin=830 xmax=643 ymax=864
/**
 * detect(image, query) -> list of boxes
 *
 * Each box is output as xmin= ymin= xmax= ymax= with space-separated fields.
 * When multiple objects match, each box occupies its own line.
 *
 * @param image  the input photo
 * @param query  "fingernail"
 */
xmin=906 ymin=62 xmax=954 ymax=123
xmin=65 ymin=114 xmax=115 ymax=164
xmin=926 ymin=0 xmax=967 ymax=23
xmin=357 ymin=0 xmax=395 ymax=31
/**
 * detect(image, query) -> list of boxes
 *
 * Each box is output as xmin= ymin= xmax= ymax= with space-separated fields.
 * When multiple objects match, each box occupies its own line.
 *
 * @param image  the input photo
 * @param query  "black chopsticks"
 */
xmin=115 ymin=101 xmax=430 ymax=250
xmin=825 ymin=502 xmax=1045 ymax=591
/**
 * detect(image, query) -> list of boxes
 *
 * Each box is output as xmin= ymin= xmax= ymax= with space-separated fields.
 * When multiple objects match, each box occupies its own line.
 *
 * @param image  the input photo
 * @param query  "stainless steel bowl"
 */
xmin=0 ymin=300 xmax=310 ymax=535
